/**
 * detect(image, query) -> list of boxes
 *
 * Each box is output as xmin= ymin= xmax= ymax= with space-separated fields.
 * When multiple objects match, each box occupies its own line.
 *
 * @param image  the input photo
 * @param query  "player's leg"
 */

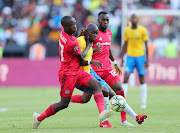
xmin=32 ymin=75 xmax=77 ymax=129
xmin=91 ymin=68 xmax=110 ymax=111
xmin=122 ymin=55 xmax=135 ymax=96
xmin=70 ymin=92 xmax=92 ymax=103
xmin=71 ymin=86 xmax=93 ymax=103
xmin=101 ymin=69 xmax=147 ymax=126
xmin=99 ymin=69 xmax=131 ymax=126
xmin=136 ymin=55 xmax=147 ymax=108
xmin=77 ymin=70 xmax=113 ymax=122
xmin=122 ymin=73 xmax=130 ymax=96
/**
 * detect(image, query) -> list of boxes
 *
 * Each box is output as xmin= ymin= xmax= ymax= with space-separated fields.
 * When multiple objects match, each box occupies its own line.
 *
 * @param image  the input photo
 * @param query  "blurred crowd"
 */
xmin=0 ymin=0 xmax=179 ymax=59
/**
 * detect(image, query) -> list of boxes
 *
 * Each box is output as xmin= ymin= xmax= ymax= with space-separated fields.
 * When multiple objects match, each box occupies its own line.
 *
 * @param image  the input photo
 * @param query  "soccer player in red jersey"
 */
xmin=91 ymin=11 xmax=147 ymax=126
xmin=32 ymin=16 xmax=113 ymax=129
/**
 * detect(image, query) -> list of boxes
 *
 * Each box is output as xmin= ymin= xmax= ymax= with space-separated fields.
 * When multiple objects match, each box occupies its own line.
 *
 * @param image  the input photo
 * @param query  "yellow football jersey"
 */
xmin=124 ymin=25 xmax=148 ymax=57
xmin=77 ymin=36 xmax=93 ymax=73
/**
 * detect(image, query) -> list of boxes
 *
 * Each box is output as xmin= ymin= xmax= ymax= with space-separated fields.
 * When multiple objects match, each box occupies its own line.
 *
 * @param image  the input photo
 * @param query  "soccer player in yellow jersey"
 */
xmin=121 ymin=14 xmax=149 ymax=108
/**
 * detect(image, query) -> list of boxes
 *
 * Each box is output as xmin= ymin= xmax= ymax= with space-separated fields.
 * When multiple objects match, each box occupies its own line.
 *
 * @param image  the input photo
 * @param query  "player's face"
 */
xmin=69 ymin=18 xmax=77 ymax=34
xmin=131 ymin=15 xmax=138 ymax=25
xmin=98 ymin=14 xmax=109 ymax=29
xmin=88 ymin=29 xmax=99 ymax=43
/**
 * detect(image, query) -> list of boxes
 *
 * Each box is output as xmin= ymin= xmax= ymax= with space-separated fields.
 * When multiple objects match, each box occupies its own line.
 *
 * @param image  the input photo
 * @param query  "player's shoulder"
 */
xmin=138 ymin=25 xmax=147 ymax=31
xmin=124 ymin=26 xmax=131 ymax=31
xmin=106 ymin=29 xmax=113 ymax=35
xmin=77 ymin=36 xmax=85 ymax=47
xmin=77 ymin=36 xmax=85 ymax=42
xmin=61 ymin=30 xmax=77 ymax=43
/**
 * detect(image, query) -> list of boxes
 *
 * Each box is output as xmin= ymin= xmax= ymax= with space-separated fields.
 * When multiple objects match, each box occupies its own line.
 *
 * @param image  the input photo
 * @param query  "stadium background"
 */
xmin=0 ymin=0 xmax=180 ymax=132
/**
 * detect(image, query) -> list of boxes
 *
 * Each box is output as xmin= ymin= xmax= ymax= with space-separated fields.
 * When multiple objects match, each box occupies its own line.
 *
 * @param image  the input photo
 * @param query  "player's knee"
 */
xmin=124 ymin=74 xmax=130 ymax=83
xmin=123 ymin=78 xmax=128 ymax=83
xmin=139 ymin=75 xmax=145 ymax=84
xmin=111 ymin=81 xmax=123 ymax=92
xmin=93 ymin=80 xmax=102 ymax=92
xmin=102 ymin=86 xmax=109 ymax=97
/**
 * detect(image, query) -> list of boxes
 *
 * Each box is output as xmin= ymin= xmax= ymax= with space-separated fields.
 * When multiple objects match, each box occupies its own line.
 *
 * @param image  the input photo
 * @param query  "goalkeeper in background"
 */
xmin=121 ymin=14 xmax=149 ymax=109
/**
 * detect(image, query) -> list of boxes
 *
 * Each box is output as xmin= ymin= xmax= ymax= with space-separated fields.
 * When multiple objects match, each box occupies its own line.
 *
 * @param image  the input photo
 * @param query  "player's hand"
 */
xmin=90 ymin=60 xmax=103 ymax=68
xmin=114 ymin=64 xmax=122 ymax=75
xmin=144 ymin=60 xmax=149 ymax=68
xmin=80 ymin=29 xmax=85 ymax=36
xmin=94 ymin=45 xmax=102 ymax=52
xmin=120 ymin=59 xmax=124 ymax=67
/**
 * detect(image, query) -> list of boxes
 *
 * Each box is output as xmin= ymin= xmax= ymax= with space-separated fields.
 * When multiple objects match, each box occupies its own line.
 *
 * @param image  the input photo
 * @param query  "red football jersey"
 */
xmin=59 ymin=29 xmax=81 ymax=75
xmin=92 ymin=29 xmax=113 ymax=71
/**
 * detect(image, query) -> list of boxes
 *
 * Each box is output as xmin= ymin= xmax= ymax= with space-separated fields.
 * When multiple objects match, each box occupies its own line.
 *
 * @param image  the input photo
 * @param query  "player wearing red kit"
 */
xmin=91 ymin=12 xmax=147 ymax=126
xmin=32 ymin=16 xmax=113 ymax=129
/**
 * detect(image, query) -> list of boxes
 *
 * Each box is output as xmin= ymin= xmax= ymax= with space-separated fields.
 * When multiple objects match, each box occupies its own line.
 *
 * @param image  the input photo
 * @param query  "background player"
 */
xmin=71 ymin=22 xmax=147 ymax=127
xmin=121 ymin=14 xmax=149 ymax=109
xmin=32 ymin=16 xmax=113 ymax=129
xmin=91 ymin=11 xmax=147 ymax=126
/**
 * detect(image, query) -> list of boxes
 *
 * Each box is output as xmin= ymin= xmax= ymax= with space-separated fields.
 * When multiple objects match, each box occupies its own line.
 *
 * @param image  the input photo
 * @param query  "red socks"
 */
xmin=37 ymin=104 xmax=56 ymax=122
xmin=116 ymin=90 xmax=127 ymax=122
xmin=94 ymin=93 xmax=105 ymax=114
xmin=70 ymin=95 xmax=84 ymax=103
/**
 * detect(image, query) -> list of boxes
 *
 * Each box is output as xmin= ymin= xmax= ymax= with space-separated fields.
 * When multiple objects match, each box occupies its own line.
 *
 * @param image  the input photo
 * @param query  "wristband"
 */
xmin=88 ymin=60 xmax=91 ymax=65
xmin=112 ymin=60 xmax=117 ymax=65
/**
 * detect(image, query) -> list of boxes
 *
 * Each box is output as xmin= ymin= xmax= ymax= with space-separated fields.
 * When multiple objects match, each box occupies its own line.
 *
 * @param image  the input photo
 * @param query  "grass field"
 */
xmin=0 ymin=86 xmax=180 ymax=133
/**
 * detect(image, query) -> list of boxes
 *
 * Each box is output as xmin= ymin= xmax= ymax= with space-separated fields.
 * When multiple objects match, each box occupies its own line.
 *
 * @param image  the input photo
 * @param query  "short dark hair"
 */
xmin=98 ymin=11 xmax=108 ymax=17
xmin=61 ymin=16 xmax=73 ymax=27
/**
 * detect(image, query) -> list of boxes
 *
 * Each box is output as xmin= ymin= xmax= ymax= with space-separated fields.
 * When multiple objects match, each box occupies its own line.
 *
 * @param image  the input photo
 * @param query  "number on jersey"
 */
xmin=109 ymin=70 xmax=118 ymax=77
xmin=59 ymin=40 xmax=64 ymax=61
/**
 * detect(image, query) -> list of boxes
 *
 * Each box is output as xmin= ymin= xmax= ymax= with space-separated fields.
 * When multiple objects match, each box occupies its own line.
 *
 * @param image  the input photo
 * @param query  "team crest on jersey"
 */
xmin=73 ymin=46 xmax=79 ymax=51
xmin=65 ymin=90 xmax=70 ymax=94
xmin=136 ymin=31 xmax=140 ymax=35
xmin=109 ymin=35 xmax=111 ymax=41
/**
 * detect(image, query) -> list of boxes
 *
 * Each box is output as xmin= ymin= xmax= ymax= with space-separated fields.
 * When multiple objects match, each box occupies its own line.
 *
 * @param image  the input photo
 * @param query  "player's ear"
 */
xmin=97 ymin=18 xmax=100 ymax=23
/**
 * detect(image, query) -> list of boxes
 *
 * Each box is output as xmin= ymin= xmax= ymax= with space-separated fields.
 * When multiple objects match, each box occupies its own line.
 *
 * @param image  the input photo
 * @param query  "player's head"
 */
xmin=98 ymin=11 xmax=109 ymax=30
xmin=130 ymin=14 xmax=138 ymax=26
xmin=61 ymin=16 xmax=77 ymax=35
xmin=85 ymin=23 xmax=99 ymax=43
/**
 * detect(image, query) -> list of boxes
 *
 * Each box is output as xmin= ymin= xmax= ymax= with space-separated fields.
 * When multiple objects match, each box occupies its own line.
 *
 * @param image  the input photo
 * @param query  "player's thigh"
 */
xmin=102 ymin=69 xmax=121 ymax=87
xmin=135 ymin=55 xmax=146 ymax=75
xmin=125 ymin=55 xmax=135 ymax=73
xmin=77 ymin=70 xmax=101 ymax=91
xmin=59 ymin=74 xmax=77 ymax=97
xmin=90 ymin=68 xmax=109 ymax=88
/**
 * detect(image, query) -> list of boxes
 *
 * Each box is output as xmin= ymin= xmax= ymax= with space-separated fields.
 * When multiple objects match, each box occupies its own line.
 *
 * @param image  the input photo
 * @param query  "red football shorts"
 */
xmin=59 ymin=69 xmax=94 ymax=97
xmin=95 ymin=68 xmax=121 ymax=87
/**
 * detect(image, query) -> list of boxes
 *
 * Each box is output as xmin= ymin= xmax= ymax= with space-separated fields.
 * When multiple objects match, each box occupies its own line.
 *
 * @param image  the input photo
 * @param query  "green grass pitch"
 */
xmin=0 ymin=86 xmax=180 ymax=133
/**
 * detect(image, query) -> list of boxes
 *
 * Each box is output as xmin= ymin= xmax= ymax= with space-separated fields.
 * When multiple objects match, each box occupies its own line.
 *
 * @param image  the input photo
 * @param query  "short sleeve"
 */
xmin=142 ymin=28 xmax=148 ymax=41
xmin=124 ymin=28 xmax=128 ymax=41
xmin=68 ymin=39 xmax=81 ymax=55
